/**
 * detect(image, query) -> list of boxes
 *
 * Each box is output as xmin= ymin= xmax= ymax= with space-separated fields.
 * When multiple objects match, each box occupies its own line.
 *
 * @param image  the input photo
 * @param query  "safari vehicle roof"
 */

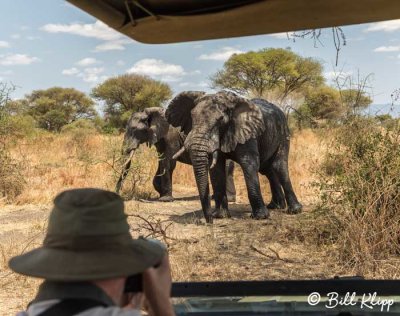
xmin=67 ymin=0 xmax=400 ymax=44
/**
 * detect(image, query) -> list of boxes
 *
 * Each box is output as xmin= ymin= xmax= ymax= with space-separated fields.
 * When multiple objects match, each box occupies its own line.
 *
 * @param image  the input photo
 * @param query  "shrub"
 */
xmin=105 ymin=137 xmax=156 ymax=200
xmin=315 ymin=117 xmax=400 ymax=275
xmin=0 ymin=150 xmax=25 ymax=201
xmin=0 ymin=84 xmax=27 ymax=201
xmin=61 ymin=118 xmax=98 ymax=134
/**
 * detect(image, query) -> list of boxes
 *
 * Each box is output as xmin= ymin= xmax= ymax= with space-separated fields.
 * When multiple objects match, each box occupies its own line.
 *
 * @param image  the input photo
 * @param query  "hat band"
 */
xmin=43 ymin=233 xmax=133 ymax=251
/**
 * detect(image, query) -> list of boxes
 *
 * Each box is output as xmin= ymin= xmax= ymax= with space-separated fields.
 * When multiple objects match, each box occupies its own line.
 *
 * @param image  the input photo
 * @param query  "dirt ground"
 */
xmin=0 ymin=183 xmax=345 ymax=315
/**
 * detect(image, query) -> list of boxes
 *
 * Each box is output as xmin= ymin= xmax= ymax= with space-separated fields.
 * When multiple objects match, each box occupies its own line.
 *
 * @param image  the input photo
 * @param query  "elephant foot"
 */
xmin=212 ymin=208 xmax=231 ymax=219
xmin=205 ymin=215 xmax=214 ymax=224
xmin=251 ymin=208 xmax=270 ymax=220
xmin=158 ymin=195 xmax=174 ymax=202
xmin=267 ymin=200 xmax=286 ymax=209
xmin=227 ymin=195 xmax=236 ymax=203
xmin=287 ymin=203 xmax=303 ymax=214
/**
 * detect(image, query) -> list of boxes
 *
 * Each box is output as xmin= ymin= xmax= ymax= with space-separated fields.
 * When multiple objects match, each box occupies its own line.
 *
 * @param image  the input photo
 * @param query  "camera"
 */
xmin=124 ymin=238 xmax=166 ymax=293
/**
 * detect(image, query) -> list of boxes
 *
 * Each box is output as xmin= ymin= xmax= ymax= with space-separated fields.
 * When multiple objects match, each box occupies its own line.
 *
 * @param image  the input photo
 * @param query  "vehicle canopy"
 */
xmin=67 ymin=0 xmax=400 ymax=44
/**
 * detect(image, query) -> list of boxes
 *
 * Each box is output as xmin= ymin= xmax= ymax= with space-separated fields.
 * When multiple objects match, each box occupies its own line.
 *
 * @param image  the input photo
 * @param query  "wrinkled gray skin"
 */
xmin=166 ymin=91 xmax=302 ymax=223
xmin=116 ymin=107 xmax=236 ymax=202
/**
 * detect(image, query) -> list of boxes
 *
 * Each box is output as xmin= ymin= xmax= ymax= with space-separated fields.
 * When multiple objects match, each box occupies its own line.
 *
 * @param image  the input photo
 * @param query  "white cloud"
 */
xmin=76 ymin=57 xmax=100 ymax=66
xmin=268 ymin=32 xmax=295 ymax=39
xmin=77 ymin=67 xmax=106 ymax=83
xmin=116 ymin=60 xmax=125 ymax=66
xmin=41 ymin=20 xmax=131 ymax=52
xmin=365 ymin=19 xmax=400 ymax=32
xmin=10 ymin=34 xmax=21 ymax=39
xmin=0 ymin=41 xmax=10 ymax=48
xmin=94 ymin=39 xmax=131 ymax=51
xmin=0 ymin=70 xmax=13 ymax=75
xmin=373 ymin=45 xmax=400 ymax=52
xmin=127 ymin=58 xmax=186 ymax=82
xmin=41 ymin=20 xmax=122 ymax=41
xmin=62 ymin=66 xmax=106 ymax=83
xmin=0 ymin=54 xmax=39 ymax=66
xmin=62 ymin=67 xmax=80 ymax=75
xmin=324 ymin=71 xmax=353 ymax=80
xmin=199 ymin=47 xmax=244 ymax=61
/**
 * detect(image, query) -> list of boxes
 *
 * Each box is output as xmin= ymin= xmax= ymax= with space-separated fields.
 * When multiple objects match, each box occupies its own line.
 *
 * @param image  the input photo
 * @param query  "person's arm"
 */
xmin=142 ymin=254 xmax=175 ymax=316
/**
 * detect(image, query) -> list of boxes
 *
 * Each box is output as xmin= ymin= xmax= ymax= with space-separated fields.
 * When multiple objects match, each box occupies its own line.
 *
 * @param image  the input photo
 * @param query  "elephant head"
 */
xmin=165 ymin=90 xmax=264 ymax=221
xmin=116 ymin=107 xmax=169 ymax=193
xmin=122 ymin=107 xmax=169 ymax=155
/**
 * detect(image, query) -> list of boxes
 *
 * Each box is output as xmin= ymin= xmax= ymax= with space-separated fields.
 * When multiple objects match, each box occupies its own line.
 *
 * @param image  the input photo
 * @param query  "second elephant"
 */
xmin=166 ymin=91 xmax=302 ymax=223
xmin=116 ymin=106 xmax=236 ymax=202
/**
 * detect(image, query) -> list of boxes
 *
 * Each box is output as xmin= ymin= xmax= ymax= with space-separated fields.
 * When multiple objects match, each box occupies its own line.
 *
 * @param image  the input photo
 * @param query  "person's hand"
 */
xmin=122 ymin=292 xmax=143 ymax=310
xmin=142 ymin=254 xmax=175 ymax=316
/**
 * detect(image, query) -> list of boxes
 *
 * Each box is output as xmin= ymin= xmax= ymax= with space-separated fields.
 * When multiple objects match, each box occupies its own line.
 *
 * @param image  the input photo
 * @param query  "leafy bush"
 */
xmin=61 ymin=118 xmax=99 ymax=134
xmin=315 ymin=117 xmax=400 ymax=275
xmin=0 ymin=84 xmax=27 ymax=201
xmin=0 ymin=150 xmax=25 ymax=201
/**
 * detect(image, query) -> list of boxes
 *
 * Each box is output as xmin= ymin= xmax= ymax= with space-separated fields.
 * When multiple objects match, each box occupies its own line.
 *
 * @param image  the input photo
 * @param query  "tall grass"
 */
xmin=315 ymin=117 xmax=400 ymax=275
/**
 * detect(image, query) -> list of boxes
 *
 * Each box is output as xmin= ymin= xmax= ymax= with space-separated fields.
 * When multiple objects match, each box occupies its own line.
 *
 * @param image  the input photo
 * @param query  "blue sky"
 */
xmin=0 ymin=0 xmax=399 ymax=116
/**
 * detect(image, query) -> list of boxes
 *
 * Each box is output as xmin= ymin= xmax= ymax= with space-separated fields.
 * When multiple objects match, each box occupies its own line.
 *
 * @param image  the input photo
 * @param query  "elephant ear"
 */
xmin=144 ymin=107 xmax=169 ymax=145
xmin=165 ymin=91 xmax=205 ymax=135
xmin=219 ymin=92 xmax=265 ymax=153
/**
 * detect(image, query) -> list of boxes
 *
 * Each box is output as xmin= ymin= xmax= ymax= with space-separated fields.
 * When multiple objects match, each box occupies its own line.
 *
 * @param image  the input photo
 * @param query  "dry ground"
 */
xmin=0 ymin=130 xmax=348 ymax=314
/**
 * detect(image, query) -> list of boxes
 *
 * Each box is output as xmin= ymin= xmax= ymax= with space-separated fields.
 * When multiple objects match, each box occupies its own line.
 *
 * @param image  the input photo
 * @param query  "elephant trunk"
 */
xmin=115 ymin=150 xmax=135 ymax=193
xmin=190 ymin=139 xmax=213 ymax=223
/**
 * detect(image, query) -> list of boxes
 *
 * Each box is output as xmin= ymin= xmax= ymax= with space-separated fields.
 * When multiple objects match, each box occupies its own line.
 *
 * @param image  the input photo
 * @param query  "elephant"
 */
xmin=115 ymin=106 xmax=236 ymax=202
xmin=165 ymin=91 xmax=302 ymax=223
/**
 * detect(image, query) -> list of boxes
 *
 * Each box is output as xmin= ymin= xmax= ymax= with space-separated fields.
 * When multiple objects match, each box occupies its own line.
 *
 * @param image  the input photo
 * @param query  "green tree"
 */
xmin=25 ymin=87 xmax=96 ymax=132
xmin=211 ymin=48 xmax=324 ymax=100
xmin=91 ymin=74 xmax=172 ymax=129
xmin=304 ymin=86 xmax=345 ymax=121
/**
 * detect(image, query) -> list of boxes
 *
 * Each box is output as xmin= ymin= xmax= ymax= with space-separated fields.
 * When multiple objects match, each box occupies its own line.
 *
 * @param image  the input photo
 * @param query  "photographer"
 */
xmin=8 ymin=188 xmax=176 ymax=316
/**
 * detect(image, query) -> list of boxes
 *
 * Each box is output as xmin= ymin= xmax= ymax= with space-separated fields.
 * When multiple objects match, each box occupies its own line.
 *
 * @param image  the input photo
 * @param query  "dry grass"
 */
xmin=0 ymin=128 xmax=398 ymax=314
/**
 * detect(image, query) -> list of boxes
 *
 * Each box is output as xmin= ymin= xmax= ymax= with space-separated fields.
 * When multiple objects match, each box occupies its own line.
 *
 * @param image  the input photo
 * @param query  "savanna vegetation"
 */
xmin=0 ymin=48 xmax=399 ymax=313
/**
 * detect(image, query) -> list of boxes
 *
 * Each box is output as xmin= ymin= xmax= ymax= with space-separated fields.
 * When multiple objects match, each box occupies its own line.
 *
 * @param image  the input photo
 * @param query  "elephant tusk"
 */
xmin=122 ymin=150 xmax=135 ymax=167
xmin=172 ymin=146 xmax=185 ymax=160
xmin=210 ymin=151 xmax=218 ymax=169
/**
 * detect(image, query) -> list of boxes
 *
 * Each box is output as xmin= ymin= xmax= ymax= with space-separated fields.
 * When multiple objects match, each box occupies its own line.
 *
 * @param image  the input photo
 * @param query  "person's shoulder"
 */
xmin=77 ymin=306 xmax=141 ymax=316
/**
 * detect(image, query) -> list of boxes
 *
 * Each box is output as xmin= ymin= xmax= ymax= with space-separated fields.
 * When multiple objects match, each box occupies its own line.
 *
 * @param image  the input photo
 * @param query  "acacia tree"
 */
xmin=303 ymin=86 xmax=344 ymax=121
xmin=211 ymin=48 xmax=324 ymax=105
xmin=91 ymin=74 xmax=172 ymax=129
xmin=25 ymin=87 xmax=97 ymax=132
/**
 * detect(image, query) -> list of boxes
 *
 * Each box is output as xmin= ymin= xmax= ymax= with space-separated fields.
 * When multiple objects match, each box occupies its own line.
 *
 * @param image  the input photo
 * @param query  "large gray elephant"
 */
xmin=166 ymin=91 xmax=302 ymax=223
xmin=115 ymin=106 xmax=236 ymax=202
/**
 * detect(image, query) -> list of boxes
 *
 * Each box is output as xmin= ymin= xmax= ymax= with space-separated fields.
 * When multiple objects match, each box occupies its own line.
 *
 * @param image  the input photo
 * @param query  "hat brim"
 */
xmin=9 ymin=239 xmax=164 ymax=281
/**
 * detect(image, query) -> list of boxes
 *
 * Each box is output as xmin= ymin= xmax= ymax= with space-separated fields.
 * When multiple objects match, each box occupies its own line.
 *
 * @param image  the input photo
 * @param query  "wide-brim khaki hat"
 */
xmin=9 ymin=188 xmax=165 ymax=281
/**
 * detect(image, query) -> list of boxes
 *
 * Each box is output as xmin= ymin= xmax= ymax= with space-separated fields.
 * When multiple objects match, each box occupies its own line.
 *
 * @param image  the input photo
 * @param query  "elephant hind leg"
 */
xmin=264 ymin=169 xmax=286 ymax=209
xmin=271 ymin=147 xmax=302 ymax=214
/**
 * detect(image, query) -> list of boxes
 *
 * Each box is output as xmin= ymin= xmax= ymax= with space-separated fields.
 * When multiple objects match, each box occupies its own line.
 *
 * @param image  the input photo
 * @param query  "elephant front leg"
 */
xmin=153 ymin=160 xmax=175 ymax=202
xmin=236 ymin=146 xmax=269 ymax=219
xmin=210 ymin=157 xmax=230 ymax=219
